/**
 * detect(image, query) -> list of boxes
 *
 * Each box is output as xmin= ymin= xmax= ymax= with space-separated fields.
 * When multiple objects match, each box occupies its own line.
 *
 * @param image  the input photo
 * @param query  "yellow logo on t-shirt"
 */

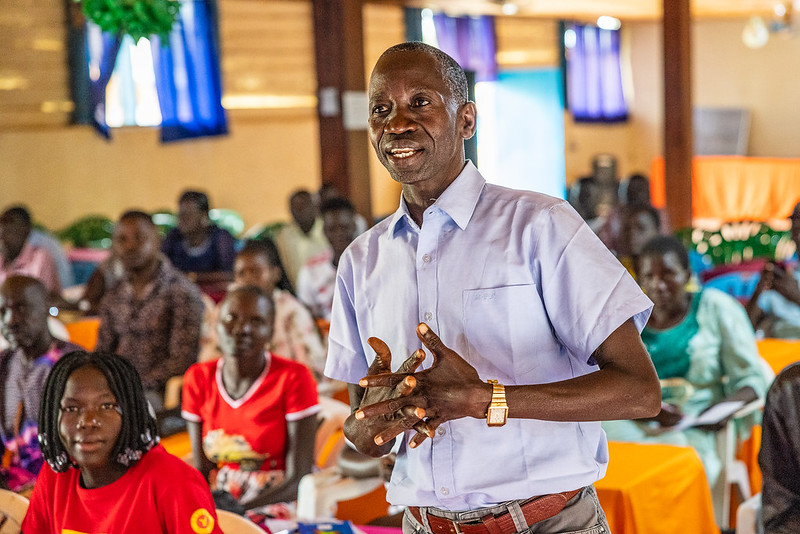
xmin=190 ymin=508 xmax=215 ymax=534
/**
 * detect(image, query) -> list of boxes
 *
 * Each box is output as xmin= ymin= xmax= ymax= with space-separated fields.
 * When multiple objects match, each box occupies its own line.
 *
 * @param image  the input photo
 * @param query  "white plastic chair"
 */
xmin=0 ymin=489 xmax=29 ymax=534
xmin=713 ymin=398 xmax=764 ymax=529
xmin=216 ymin=509 xmax=263 ymax=533
xmin=735 ymin=492 xmax=761 ymax=534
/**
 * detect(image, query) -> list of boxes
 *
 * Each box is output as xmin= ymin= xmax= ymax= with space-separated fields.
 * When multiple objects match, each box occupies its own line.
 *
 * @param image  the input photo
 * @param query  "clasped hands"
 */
xmin=352 ymin=323 xmax=489 ymax=451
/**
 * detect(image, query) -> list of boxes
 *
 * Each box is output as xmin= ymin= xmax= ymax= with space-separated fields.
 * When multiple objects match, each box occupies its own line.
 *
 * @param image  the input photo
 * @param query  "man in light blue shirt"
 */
xmin=324 ymin=42 xmax=660 ymax=534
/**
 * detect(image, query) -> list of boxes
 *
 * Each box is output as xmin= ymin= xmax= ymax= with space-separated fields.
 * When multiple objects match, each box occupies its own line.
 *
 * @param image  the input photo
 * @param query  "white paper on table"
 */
xmin=668 ymin=400 xmax=746 ymax=432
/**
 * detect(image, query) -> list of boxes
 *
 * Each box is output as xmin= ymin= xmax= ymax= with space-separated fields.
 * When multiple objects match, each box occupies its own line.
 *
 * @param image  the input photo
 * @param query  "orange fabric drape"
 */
xmin=596 ymin=442 xmax=719 ymax=534
xmin=650 ymin=156 xmax=800 ymax=222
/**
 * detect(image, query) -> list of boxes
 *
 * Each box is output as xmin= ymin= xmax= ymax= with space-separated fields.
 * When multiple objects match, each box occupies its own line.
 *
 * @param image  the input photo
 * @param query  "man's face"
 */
xmin=624 ymin=211 xmax=660 ymax=257
xmin=290 ymin=193 xmax=317 ymax=230
xmin=177 ymin=200 xmax=206 ymax=235
xmin=0 ymin=279 xmax=49 ymax=352
xmin=368 ymin=50 xmax=476 ymax=189
xmin=0 ymin=215 xmax=28 ymax=261
xmin=112 ymin=218 xmax=160 ymax=274
xmin=323 ymin=209 xmax=357 ymax=257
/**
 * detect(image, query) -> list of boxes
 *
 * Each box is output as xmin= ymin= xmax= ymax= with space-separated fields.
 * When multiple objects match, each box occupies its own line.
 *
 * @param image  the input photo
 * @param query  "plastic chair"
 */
xmin=735 ymin=493 xmax=761 ymax=534
xmin=713 ymin=399 xmax=765 ymax=530
xmin=0 ymin=489 xmax=29 ymax=534
xmin=216 ymin=509 xmax=263 ymax=533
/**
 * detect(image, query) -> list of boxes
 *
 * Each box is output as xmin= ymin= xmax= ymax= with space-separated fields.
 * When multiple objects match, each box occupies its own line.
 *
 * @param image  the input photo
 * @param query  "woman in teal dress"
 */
xmin=603 ymin=236 xmax=770 ymax=486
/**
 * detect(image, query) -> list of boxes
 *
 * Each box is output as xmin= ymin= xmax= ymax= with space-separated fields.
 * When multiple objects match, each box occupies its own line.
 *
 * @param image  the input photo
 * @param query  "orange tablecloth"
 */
xmin=596 ymin=442 xmax=719 ymax=534
xmin=650 ymin=156 xmax=800 ymax=222
xmin=756 ymin=338 xmax=800 ymax=374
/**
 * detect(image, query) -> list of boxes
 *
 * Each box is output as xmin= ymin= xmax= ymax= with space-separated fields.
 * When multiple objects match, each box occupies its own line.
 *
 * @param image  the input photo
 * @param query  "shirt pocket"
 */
xmin=462 ymin=284 xmax=545 ymax=380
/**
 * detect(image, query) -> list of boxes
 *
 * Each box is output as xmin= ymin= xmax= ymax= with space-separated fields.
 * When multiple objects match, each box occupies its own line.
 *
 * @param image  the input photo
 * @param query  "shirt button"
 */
xmin=424 ymin=311 xmax=433 ymax=321
xmin=440 ymin=487 xmax=449 ymax=496
xmin=437 ymin=427 xmax=446 ymax=436
xmin=422 ymin=254 xmax=431 ymax=263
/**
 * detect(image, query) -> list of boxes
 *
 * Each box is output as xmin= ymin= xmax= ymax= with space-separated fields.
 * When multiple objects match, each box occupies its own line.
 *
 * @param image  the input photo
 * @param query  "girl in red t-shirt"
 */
xmin=183 ymin=285 xmax=319 ymax=524
xmin=22 ymin=350 xmax=223 ymax=534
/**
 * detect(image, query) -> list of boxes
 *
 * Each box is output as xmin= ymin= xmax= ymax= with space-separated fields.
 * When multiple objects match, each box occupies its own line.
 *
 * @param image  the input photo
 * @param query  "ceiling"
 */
xmin=399 ymin=0 xmax=794 ymax=20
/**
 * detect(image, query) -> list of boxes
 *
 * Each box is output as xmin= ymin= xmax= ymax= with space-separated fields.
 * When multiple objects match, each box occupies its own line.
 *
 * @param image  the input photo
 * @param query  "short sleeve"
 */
xmin=284 ymin=363 xmax=320 ymax=421
xmin=181 ymin=363 xmax=207 ymax=423
xmin=21 ymin=461 xmax=55 ymax=533
xmin=535 ymin=202 xmax=653 ymax=362
xmin=325 ymin=252 xmax=370 ymax=383
xmin=157 ymin=456 xmax=224 ymax=534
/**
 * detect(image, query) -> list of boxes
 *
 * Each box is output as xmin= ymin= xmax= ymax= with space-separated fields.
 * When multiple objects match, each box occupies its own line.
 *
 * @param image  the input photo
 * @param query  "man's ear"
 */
xmin=459 ymin=102 xmax=477 ymax=140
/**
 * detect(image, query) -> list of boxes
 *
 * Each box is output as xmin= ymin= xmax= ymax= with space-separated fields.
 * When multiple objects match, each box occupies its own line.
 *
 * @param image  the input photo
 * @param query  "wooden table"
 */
xmin=596 ymin=442 xmax=719 ymax=534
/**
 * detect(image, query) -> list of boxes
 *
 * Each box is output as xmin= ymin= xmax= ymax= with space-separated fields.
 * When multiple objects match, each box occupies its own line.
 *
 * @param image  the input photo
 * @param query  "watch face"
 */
xmin=488 ymin=407 xmax=506 ymax=425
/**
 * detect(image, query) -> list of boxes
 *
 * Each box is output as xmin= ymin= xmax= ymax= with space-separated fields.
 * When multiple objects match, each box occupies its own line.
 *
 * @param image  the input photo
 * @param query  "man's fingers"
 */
xmin=356 ymin=395 xmax=426 ymax=420
xmin=408 ymin=419 xmax=438 ymax=448
xmin=397 ymin=349 xmax=426 ymax=374
xmin=359 ymin=373 xmax=411 ymax=389
xmin=416 ymin=323 xmax=448 ymax=361
xmin=367 ymin=337 xmax=393 ymax=371
xmin=372 ymin=411 xmax=424 ymax=446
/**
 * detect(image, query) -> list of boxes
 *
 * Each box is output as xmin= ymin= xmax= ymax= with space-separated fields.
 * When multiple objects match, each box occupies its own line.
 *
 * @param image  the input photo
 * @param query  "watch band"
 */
xmin=486 ymin=379 xmax=508 ymax=427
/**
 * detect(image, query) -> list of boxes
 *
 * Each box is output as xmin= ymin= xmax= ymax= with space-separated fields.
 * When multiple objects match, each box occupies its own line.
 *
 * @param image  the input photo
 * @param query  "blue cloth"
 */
xmin=161 ymin=225 xmax=236 ymax=274
xmin=325 ymin=162 xmax=653 ymax=510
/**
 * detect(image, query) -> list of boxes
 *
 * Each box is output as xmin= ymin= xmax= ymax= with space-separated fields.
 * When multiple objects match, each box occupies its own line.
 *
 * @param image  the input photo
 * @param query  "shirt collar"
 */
xmin=389 ymin=161 xmax=485 ymax=237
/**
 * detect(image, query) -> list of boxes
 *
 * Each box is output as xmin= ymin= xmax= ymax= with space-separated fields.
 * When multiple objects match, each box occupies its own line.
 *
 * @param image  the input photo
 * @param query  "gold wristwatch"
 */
xmin=486 ymin=380 xmax=508 ymax=427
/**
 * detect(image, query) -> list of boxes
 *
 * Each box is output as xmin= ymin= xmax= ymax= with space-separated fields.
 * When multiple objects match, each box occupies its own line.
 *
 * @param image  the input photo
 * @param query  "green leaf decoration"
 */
xmin=74 ymin=0 xmax=180 ymax=42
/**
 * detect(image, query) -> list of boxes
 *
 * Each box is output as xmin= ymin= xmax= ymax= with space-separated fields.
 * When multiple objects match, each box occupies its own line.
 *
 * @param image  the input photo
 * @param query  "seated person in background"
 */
xmin=96 ymin=211 xmax=205 ymax=410
xmin=183 ymin=286 xmax=318 ymax=523
xmin=618 ymin=203 xmax=662 ymax=274
xmin=746 ymin=201 xmax=800 ymax=338
xmin=23 ymin=350 xmax=223 ymax=533
xmin=161 ymin=190 xmax=236 ymax=285
xmin=759 ymin=361 xmax=800 ymax=533
xmin=0 ymin=276 xmax=81 ymax=492
xmin=316 ymin=183 xmax=369 ymax=235
xmin=297 ymin=197 xmax=358 ymax=322
xmin=28 ymin=226 xmax=74 ymax=289
xmin=200 ymin=239 xmax=326 ymax=379
xmin=274 ymin=190 xmax=331 ymax=287
xmin=603 ymin=236 xmax=769 ymax=487
xmin=0 ymin=206 xmax=61 ymax=295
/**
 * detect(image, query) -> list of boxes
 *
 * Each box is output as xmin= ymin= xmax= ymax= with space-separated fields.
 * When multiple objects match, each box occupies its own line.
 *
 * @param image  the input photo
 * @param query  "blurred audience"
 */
xmin=274 ymin=190 xmax=330 ymax=287
xmin=759 ymin=361 xmax=800 ymax=532
xmin=161 ymin=190 xmax=236 ymax=285
xmin=603 ymin=236 xmax=769 ymax=487
xmin=200 ymin=239 xmax=326 ymax=379
xmin=96 ymin=211 xmax=204 ymax=409
xmin=747 ymin=201 xmax=800 ymax=338
xmin=0 ymin=206 xmax=61 ymax=295
xmin=297 ymin=197 xmax=358 ymax=322
xmin=184 ymin=286 xmax=318 ymax=523
xmin=618 ymin=204 xmax=662 ymax=274
xmin=0 ymin=276 xmax=80 ymax=492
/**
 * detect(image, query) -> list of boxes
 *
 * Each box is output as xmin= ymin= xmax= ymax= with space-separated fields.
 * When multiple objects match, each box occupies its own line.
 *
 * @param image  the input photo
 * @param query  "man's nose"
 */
xmin=384 ymin=107 xmax=416 ymax=134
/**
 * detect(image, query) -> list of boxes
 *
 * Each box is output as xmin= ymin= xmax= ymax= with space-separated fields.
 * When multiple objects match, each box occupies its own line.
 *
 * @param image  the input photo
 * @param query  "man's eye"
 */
xmin=413 ymin=98 xmax=430 ymax=107
xmin=371 ymin=105 xmax=388 ymax=114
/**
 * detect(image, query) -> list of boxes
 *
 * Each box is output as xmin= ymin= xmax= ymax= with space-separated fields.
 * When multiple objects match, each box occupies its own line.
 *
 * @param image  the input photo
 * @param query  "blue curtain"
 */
xmin=432 ymin=14 xmax=497 ymax=82
xmin=85 ymin=23 xmax=121 ymax=139
xmin=151 ymin=0 xmax=228 ymax=142
xmin=565 ymin=23 xmax=627 ymax=123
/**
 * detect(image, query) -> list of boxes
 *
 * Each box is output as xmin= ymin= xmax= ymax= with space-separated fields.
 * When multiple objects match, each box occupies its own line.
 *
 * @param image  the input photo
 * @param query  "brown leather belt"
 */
xmin=408 ymin=489 xmax=582 ymax=534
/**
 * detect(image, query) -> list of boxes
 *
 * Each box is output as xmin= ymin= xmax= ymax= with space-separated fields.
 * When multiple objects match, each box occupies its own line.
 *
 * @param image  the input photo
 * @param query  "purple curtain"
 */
xmin=566 ymin=23 xmax=627 ymax=122
xmin=85 ymin=23 xmax=121 ymax=139
xmin=432 ymin=13 xmax=497 ymax=82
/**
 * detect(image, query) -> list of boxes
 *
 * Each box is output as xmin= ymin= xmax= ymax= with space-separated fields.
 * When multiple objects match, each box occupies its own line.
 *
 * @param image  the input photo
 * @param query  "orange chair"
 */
xmin=64 ymin=317 xmax=101 ymax=351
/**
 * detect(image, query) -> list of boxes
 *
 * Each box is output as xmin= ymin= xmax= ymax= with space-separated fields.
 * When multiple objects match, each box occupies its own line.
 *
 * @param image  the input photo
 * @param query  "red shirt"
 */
xmin=22 ymin=444 xmax=223 ymax=534
xmin=181 ymin=354 xmax=319 ymax=472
